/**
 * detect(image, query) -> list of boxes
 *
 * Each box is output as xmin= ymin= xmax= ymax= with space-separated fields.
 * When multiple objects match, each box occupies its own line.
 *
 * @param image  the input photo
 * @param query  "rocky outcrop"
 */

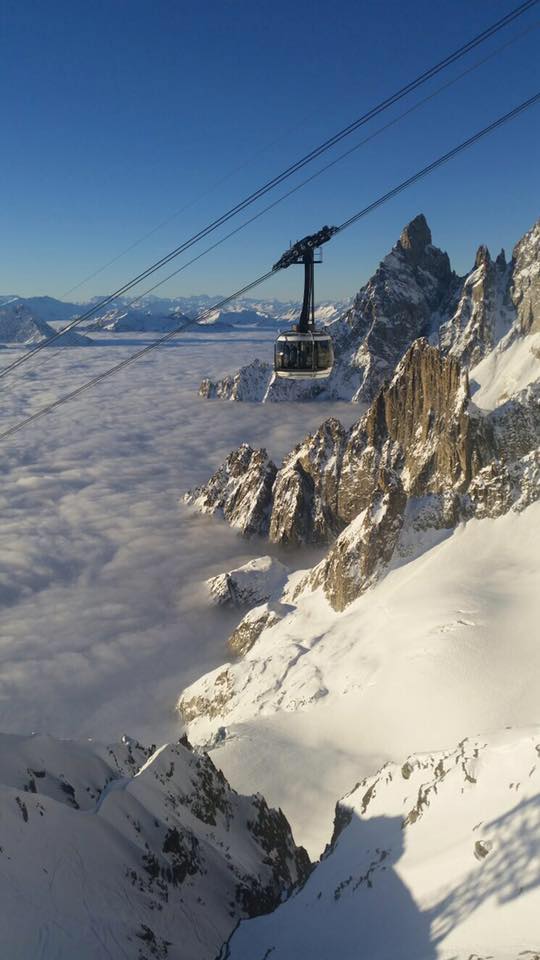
xmin=183 ymin=443 xmax=277 ymax=537
xmin=187 ymin=335 xmax=539 ymax=613
xmin=0 ymin=731 xmax=310 ymax=960
xmin=226 ymin=603 xmax=282 ymax=657
xmin=0 ymin=302 xmax=91 ymax=345
xmin=180 ymin=668 xmax=236 ymax=722
xmin=439 ymin=245 xmax=513 ymax=366
xmin=191 ymin=341 xmax=492 ymax=547
xmin=302 ymin=469 xmax=407 ymax=611
xmin=268 ymin=417 xmax=348 ymax=546
xmin=199 ymin=359 xmax=272 ymax=401
xmin=490 ymin=380 xmax=540 ymax=461
xmin=511 ymin=218 xmax=540 ymax=335
xmin=206 ymin=556 xmax=289 ymax=608
xmin=468 ymin=449 xmax=540 ymax=519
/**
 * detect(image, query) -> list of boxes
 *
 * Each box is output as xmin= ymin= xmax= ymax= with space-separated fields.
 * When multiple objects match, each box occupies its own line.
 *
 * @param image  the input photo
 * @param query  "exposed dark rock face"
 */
xmin=268 ymin=417 xmax=347 ymax=546
xmin=303 ymin=470 xmax=407 ymax=612
xmin=186 ymin=335 xmax=538 ymax=613
xmin=266 ymin=341 xmax=493 ymax=552
xmin=439 ymin=244 xmax=513 ymax=367
xmin=227 ymin=604 xmax=281 ymax=657
xmin=183 ymin=443 xmax=277 ymax=537
xmin=511 ymin=219 xmax=540 ymax=335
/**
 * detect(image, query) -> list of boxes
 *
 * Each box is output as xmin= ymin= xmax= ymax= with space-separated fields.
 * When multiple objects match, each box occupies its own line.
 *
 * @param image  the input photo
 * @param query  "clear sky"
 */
xmin=1 ymin=0 xmax=539 ymax=303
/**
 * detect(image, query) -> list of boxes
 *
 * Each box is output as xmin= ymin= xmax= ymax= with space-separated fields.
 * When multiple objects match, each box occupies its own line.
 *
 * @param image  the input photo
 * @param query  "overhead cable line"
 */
xmin=1 ymin=89 xmax=539 ymax=444
xmin=0 ymin=0 xmax=537 ymax=378
xmin=9 ymin=15 xmax=540 ymax=385
xmin=336 ymin=91 xmax=540 ymax=233
xmin=52 ymin=110 xmax=326 ymax=302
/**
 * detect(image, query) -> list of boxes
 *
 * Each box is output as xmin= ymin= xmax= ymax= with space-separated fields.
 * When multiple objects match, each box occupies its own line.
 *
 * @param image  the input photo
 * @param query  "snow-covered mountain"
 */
xmin=199 ymin=214 xmax=540 ymax=403
xmin=84 ymin=306 xmax=191 ymax=333
xmin=2 ymin=213 xmax=538 ymax=957
xmin=0 ymin=295 xmax=81 ymax=324
xmin=0 ymin=292 xmax=349 ymax=337
xmin=186 ymin=339 xmax=538 ymax=553
xmin=225 ymin=728 xmax=540 ymax=958
xmin=181 ymin=237 xmax=540 ymax=881
xmin=178 ymin=497 xmax=540 ymax=858
xmin=0 ymin=732 xmax=309 ymax=960
xmin=0 ymin=302 xmax=91 ymax=345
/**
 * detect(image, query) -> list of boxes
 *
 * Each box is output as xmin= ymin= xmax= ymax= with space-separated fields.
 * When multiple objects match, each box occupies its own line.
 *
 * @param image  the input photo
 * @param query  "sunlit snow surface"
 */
xmin=227 ymin=727 xmax=540 ymax=960
xmin=0 ymin=330 xmax=359 ymax=740
xmin=186 ymin=503 xmax=540 ymax=856
xmin=471 ymin=330 xmax=540 ymax=410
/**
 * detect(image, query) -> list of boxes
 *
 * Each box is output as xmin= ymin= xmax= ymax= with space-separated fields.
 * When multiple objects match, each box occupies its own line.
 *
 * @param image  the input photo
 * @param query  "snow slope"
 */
xmin=180 ymin=502 xmax=540 ymax=856
xmin=0 ymin=732 xmax=309 ymax=960
xmin=227 ymin=727 xmax=540 ymax=959
xmin=471 ymin=328 xmax=540 ymax=410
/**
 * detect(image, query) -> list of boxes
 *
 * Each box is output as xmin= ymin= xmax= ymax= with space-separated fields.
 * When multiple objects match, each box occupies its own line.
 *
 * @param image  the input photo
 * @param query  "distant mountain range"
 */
xmin=0 ymin=291 xmax=351 ymax=340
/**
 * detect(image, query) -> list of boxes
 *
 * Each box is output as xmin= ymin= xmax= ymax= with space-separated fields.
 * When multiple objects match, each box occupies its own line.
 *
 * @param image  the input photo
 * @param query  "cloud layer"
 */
xmin=0 ymin=331 xmax=358 ymax=741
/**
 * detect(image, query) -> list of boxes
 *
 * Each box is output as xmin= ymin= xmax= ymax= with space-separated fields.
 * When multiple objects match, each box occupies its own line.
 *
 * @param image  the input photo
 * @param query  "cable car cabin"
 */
xmin=272 ymin=224 xmax=338 ymax=381
xmin=274 ymin=329 xmax=334 ymax=379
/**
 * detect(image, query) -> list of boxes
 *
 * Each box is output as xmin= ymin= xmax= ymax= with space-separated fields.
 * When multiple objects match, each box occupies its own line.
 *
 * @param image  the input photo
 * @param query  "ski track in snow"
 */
xmin=0 ymin=330 xmax=359 ymax=742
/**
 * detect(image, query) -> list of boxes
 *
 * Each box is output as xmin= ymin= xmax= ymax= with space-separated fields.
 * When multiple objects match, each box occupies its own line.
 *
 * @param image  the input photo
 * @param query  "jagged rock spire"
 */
xmin=474 ymin=244 xmax=491 ymax=269
xmin=398 ymin=213 xmax=432 ymax=263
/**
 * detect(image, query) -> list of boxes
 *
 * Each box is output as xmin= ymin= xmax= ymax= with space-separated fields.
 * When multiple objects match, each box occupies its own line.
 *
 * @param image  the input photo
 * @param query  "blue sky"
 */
xmin=1 ymin=0 xmax=539 ymax=302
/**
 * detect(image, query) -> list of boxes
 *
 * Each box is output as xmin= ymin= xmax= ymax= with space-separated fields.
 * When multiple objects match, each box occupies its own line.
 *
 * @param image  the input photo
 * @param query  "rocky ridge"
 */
xmin=185 ymin=444 xmax=277 ymax=537
xmin=0 ymin=731 xmax=309 ymax=960
xmin=199 ymin=215 xmax=540 ymax=404
xmin=187 ymin=335 xmax=538 ymax=614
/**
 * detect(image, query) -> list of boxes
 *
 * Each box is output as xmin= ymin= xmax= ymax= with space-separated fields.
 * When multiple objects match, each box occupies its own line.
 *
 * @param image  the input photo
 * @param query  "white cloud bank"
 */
xmin=0 ymin=330 xmax=358 ymax=741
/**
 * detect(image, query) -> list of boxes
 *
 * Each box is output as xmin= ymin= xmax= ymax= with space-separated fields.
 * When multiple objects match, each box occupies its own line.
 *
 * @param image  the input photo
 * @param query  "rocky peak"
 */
xmin=397 ymin=213 xmax=432 ymax=264
xmin=496 ymin=248 xmax=507 ymax=269
xmin=183 ymin=443 xmax=277 ymax=537
xmin=510 ymin=217 xmax=540 ymax=335
xmin=267 ymin=417 xmax=348 ymax=547
xmin=474 ymin=244 xmax=491 ymax=269
xmin=439 ymin=237 xmax=514 ymax=368
xmin=198 ymin=217 xmax=539 ymax=407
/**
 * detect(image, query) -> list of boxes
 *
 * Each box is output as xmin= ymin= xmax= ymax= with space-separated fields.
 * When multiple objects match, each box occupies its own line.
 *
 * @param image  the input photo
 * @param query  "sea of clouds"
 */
xmin=0 ymin=330 xmax=359 ymax=742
